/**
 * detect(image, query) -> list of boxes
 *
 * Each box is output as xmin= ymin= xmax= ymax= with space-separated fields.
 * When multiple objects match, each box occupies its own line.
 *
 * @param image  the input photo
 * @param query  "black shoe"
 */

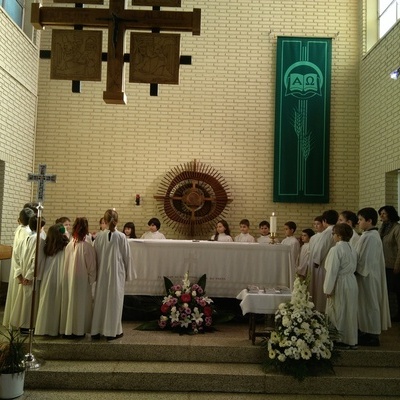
xmin=106 ymin=333 xmax=123 ymax=341
xmin=20 ymin=328 xmax=30 ymax=335
xmin=91 ymin=334 xmax=101 ymax=340
xmin=334 ymin=341 xmax=350 ymax=350
xmin=358 ymin=334 xmax=380 ymax=347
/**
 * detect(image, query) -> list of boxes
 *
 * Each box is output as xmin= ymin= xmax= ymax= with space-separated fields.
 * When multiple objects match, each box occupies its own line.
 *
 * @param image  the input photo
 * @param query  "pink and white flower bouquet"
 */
xmin=158 ymin=272 xmax=215 ymax=334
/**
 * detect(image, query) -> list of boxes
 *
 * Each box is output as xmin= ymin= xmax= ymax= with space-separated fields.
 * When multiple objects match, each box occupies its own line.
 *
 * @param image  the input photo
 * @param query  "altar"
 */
xmin=125 ymin=240 xmax=293 ymax=298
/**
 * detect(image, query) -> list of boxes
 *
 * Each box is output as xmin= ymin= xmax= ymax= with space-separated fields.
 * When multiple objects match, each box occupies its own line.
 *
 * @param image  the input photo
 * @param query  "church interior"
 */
xmin=1 ymin=0 xmax=400 ymax=397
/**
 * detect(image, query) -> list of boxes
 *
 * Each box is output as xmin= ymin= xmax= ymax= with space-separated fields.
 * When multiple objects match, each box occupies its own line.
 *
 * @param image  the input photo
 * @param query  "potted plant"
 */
xmin=0 ymin=329 xmax=27 ymax=399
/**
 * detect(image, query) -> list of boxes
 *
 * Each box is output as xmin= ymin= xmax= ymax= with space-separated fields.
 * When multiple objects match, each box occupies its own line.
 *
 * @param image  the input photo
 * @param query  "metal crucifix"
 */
xmin=31 ymin=0 xmax=201 ymax=104
xmin=25 ymin=164 xmax=57 ymax=369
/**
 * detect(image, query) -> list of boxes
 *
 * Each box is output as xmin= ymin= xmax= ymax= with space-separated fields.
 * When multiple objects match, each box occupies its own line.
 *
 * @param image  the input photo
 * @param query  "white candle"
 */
xmin=270 ymin=212 xmax=277 ymax=234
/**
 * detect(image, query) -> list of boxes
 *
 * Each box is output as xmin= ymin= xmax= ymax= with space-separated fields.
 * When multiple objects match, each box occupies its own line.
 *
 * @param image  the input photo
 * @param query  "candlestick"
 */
xmin=270 ymin=212 xmax=277 ymax=234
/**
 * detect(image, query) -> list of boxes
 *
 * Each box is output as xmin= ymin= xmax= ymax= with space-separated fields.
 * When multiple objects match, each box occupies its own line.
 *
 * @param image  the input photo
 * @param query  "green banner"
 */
xmin=273 ymin=37 xmax=331 ymax=203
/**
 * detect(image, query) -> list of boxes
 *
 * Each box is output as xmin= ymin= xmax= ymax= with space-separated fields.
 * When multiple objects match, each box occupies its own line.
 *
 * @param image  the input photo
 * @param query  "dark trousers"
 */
xmin=386 ymin=268 xmax=400 ymax=318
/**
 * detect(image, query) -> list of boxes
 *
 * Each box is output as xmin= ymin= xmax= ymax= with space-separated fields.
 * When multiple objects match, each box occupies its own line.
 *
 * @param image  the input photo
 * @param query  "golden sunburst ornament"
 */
xmin=154 ymin=160 xmax=233 ymax=237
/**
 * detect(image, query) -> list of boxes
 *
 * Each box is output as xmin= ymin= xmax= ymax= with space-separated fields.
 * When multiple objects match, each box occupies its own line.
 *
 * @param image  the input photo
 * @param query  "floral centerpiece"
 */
xmin=158 ymin=272 xmax=215 ymax=334
xmin=264 ymin=277 xmax=336 ymax=380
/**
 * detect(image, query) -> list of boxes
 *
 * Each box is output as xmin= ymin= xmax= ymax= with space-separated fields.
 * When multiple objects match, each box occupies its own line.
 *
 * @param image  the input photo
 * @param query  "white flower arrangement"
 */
xmin=265 ymin=277 xmax=336 ymax=380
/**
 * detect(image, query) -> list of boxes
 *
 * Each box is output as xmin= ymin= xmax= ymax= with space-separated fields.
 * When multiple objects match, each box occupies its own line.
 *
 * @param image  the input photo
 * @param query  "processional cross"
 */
xmin=25 ymin=164 xmax=57 ymax=369
xmin=31 ymin=0 xmax=201 ymax=104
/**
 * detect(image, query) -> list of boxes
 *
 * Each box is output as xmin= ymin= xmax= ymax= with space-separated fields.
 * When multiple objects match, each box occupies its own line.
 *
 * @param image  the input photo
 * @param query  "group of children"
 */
xmin=3 ymin=206 xmax=133 ymax=340
xmin=209 ymin=210 xmax=392 ymax=349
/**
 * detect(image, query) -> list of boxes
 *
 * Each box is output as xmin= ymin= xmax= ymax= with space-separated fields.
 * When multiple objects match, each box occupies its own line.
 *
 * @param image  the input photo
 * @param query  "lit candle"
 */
xmin=270 ymin=212 xmax=277 ymax=234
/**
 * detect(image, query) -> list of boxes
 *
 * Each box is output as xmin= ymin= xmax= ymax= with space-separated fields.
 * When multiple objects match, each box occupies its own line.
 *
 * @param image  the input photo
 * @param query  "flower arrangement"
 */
xmin=158 ymin=272 xmax=214 ymax=334
xmin=264 ymin=277 xmax=336 ymax=381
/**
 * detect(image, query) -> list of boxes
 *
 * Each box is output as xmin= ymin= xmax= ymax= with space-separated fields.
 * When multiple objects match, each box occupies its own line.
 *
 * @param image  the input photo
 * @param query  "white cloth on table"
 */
xmin=281 ymin=236 xmax=300 ymax=281
xmin=236 ymin=289 xmax=291 ymax=315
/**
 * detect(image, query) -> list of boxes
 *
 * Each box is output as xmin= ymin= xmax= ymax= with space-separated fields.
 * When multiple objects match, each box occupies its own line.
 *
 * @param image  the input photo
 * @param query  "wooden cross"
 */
xmin=27 ymin=164 xmax=57 ymax=202
xmin=31 ymin=0 xmax=201 ymax=104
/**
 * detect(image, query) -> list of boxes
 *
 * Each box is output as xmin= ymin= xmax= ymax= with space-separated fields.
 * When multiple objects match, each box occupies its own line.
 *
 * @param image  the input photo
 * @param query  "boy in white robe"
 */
xmin=355 ymin=207 xmax=391 ymax=346
xmin=309 ymin=209 xmax=338 ymax=312
xmin=324 ymin=223 xmax=358 ymax=348
xmin=141 ymin=217 xmax=166 ymax=239
xmin=338 ymin=210 xmax=360 ymax=249
xmin=2 ymin=208 xmax=35 ymax=328
xmin=234 ymin=219 xmax=255 ymax=243
xmin=91 ymin=209 xmax=134 ymax=340
xmin=297 ymin=228 xmax=315 ymax=277
xmin=281 ymin=221 xmax=300 ymax=282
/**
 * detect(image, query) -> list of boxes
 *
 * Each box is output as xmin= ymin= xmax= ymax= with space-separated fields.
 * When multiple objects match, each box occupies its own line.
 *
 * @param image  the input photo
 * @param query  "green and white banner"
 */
xmin=273 ymin=37 xmax=331 ymax=203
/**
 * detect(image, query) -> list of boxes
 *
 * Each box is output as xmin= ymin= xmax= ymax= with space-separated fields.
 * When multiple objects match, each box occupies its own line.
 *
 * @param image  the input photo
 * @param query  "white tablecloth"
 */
xmin=236 ymin=289 xmax=292 ymax=315
xmin=125 ymin=239 xmax=292 ymax=298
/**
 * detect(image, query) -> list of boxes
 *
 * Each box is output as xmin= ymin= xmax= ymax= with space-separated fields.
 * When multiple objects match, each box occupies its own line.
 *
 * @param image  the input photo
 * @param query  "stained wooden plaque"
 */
xmin=130 ymin=33 xmax=180 ymax=84
xmin=133 ymin=0 xmax=181 ymax=6
xmin=51 ymin=30 xmax=102 ymax=81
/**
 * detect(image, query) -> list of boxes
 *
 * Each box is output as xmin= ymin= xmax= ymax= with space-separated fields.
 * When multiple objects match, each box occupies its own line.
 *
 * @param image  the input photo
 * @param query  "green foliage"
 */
xmin=197 ymin=274 xmax=207 ymax=291
xmin=163 ymin=276 xmax=174 ymax=293
xmin=0 ymin=329 xmax=28 ymax=374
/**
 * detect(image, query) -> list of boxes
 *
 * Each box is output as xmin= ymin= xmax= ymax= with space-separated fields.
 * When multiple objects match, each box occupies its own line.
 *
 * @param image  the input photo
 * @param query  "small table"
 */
xmin=236 ymin=288 xmax=292 ymax=344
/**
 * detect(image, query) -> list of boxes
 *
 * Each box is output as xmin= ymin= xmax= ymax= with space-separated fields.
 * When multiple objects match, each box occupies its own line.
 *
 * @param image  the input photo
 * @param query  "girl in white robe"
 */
xmin=324 ymin=223 xmax=358 ymax=348
xmin=60 ymin=217 xmax=96 ymax=337
xmin=35 ymin=223 xmax=69 ymax=336
xmin=91 ymin=209 xmax=133 ymax=340
xmin=211 ymin=220 xmax=233 ymax=242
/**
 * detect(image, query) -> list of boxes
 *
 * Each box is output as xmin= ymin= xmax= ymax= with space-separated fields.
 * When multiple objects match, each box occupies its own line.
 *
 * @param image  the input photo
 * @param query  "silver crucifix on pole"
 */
xmin=25 ymin=164 xmax=57 ymax=369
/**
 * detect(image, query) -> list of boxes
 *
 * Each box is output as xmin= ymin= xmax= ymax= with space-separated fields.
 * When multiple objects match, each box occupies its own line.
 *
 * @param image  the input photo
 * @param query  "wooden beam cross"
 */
xmin=31 ymin=0 xmax=201 ymax=104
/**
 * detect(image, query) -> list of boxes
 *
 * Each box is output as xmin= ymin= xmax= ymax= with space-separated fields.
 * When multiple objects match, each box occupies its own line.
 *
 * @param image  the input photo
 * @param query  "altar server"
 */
xmin=10 ymin=215 xmax=45 ymax=331
xmin=297 ymin=228 xmax=315 ymax=278
xmin=234 ymin=219 xmax=255 ymax=243
xmin=141 ymin=217 xmax=166 ymax=239
xmin=91 ymin=209 xmax=133 ymax=340
xmin=309 ymin=209 xmax=338 ymax=312
xmin=324 ymin=223 xmax=358 ymax=349
xmin=2 ymin=207 xmax=35 ymax=328
xmin=35 ymin=223 xmax=69 ymax=336
xmin=281 ymin=221 xmax=300 ymax=278
xmin=211 ymin=220 xmax=233 ymax=242
xmin=60 ymin=217 xmax=96 ymax=337
xmin=355 ymin=207 xmax=391 ymax=346
xmin=338 ymin=210 xmax=360 ymax=249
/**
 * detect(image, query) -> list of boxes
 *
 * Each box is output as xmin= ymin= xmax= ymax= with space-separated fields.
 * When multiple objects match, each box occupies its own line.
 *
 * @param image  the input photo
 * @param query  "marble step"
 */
xmin=24 ymin=360 xmax=400 ymax=396
xmin=32 ymin=340 xmax=400 ymax=368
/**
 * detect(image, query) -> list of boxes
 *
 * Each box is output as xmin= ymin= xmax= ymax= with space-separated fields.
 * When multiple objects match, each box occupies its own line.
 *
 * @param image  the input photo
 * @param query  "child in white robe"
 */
xmin=324 ymin=223 xmax=358 ymax=349
xmin=281 ymin=221 xmax=301 ymax=282
xmin=355 ymin=207 xmax=391 ymax=346
xmin=2 ymin=207 xmax=35 ymax=328
xmin=91 ymin=209 xmax=133 ymax=340
xmin=211 ymin=219 xmax=233 ymax=242
xmin=257 ymin=220 xmax=279 ymax=244
xmin=338 ymin=210 xmax=360 ymax=249
xmin=297 ymin=228 xmax=315 ymax=278
xmin=35 ymin=223 xmax=69 ymax=336
xmin=10 ymin=215 xmax=45 ymax=331
xmin=309 ymin=210 xmax=338 ymax=312
xmin=60 ymin=217 xmax=96 ymax=337
xmin=234 ymin=219 xmax=255 ymax=243
xmin=141 ymin=217 xmax=166 ymax=239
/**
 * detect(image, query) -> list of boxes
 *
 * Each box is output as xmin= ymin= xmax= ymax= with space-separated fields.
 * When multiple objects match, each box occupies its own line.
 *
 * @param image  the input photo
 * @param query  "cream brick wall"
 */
xmin=360 ymin=19 xmax=400 ymax=209
xmin=0 ymin=9 xmax=39 ymax=245
xmin=5 ymin=0 xmax=360 ymax=242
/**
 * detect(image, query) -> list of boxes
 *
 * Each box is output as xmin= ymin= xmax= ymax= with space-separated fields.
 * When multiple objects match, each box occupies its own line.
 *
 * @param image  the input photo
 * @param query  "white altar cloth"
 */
xmin=236 ymin=289 xmax=292 ymax=315
xmin=125 ymin=240 xmax=292 ymax=298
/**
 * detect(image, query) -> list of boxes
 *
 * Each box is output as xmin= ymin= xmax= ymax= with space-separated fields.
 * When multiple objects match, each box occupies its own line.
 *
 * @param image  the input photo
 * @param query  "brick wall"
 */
xmin=0 ymin=9 xmax=38 ymax=245
xmin=360 ymin=19 xmax=400 ymax=209
xmin=8 ymin=0 xmax=361 ymax=241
